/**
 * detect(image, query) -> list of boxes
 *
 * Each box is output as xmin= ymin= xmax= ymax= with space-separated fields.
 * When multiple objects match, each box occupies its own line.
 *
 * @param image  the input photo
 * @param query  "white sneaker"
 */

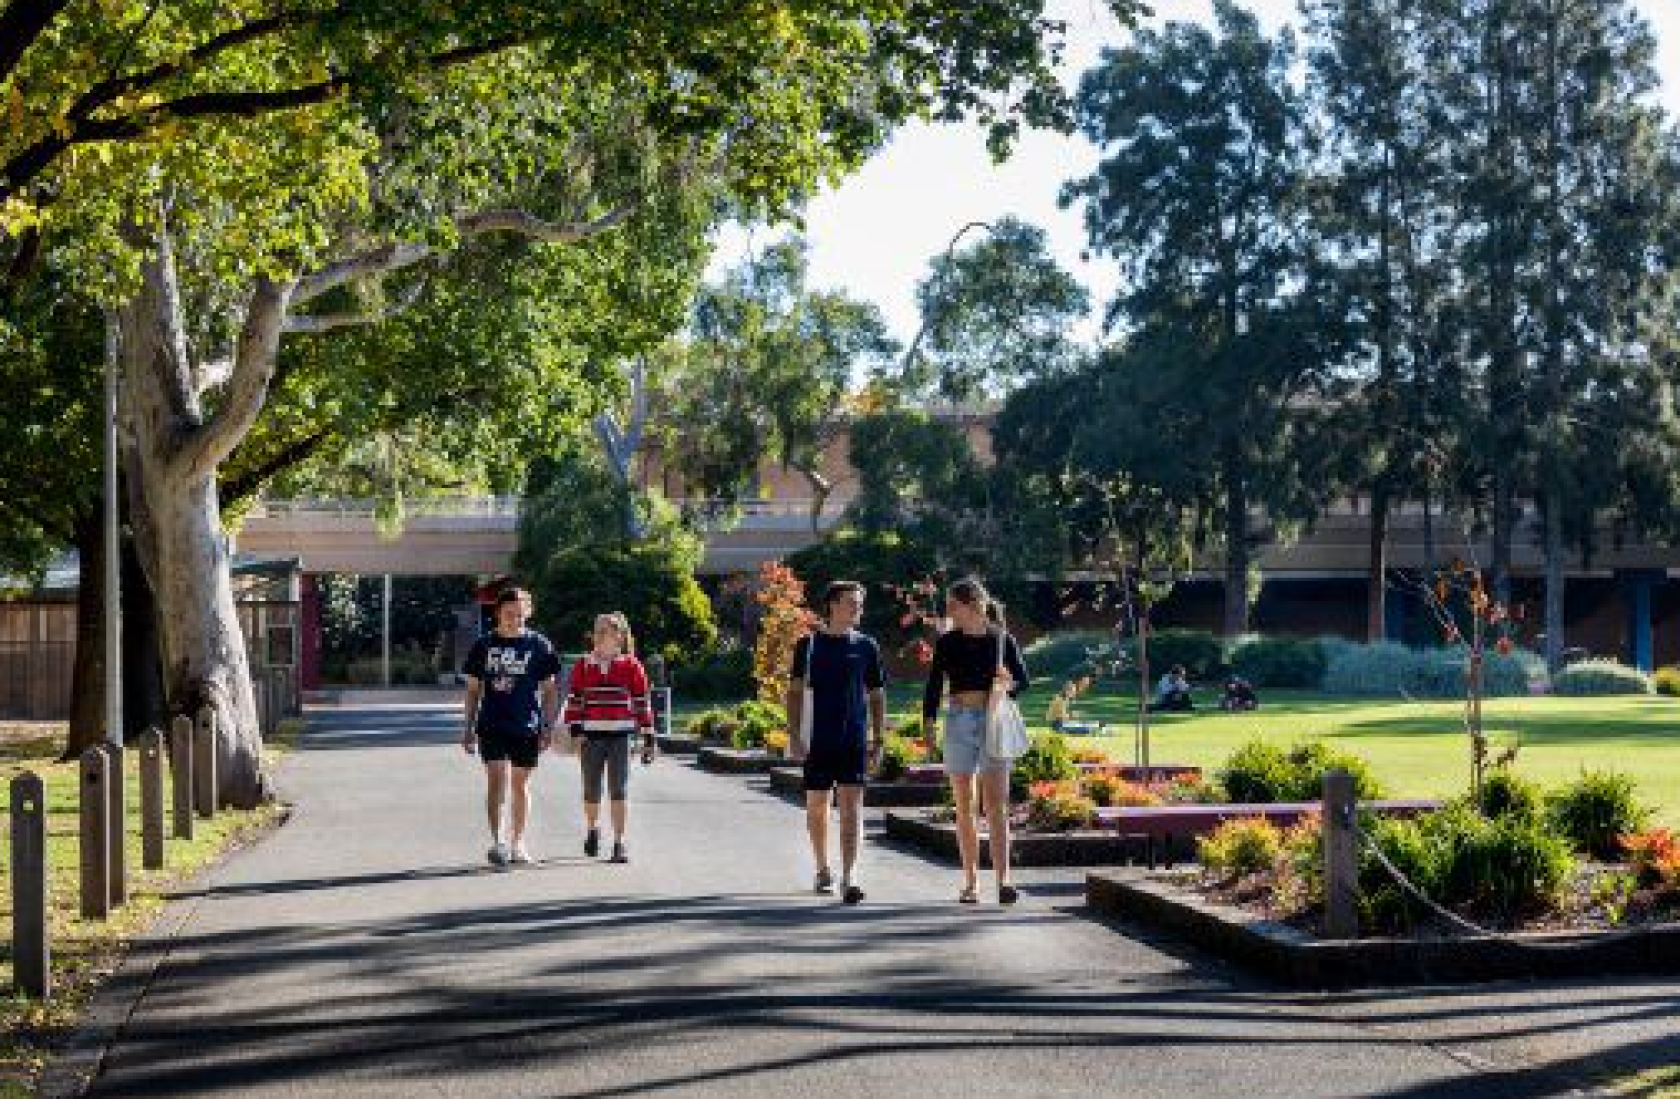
xmin=510 ymin=843 xmax=533 ymax=865
xmin=488 ymin=841 xmax=510 ymax=866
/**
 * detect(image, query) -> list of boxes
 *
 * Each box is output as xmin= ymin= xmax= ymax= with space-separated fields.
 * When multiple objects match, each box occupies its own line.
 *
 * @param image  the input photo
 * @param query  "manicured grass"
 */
xmin=673 ymin=688 xmax=1680 ymax=823
xmin=0 ymin=724 xmax=287 ymax=1098
xmin=1027 ymin=688 xmax=1680 ymax=824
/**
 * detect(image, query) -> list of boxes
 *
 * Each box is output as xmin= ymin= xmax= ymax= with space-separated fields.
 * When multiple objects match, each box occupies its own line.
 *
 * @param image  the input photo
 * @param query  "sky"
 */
xmin=711 ymin=0 xmax=1680 ymax=346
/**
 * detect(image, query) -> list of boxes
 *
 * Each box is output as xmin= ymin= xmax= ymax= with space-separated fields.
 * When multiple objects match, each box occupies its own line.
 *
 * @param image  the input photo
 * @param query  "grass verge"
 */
xmin=0 ymin=723 xmax=288 ymax=1098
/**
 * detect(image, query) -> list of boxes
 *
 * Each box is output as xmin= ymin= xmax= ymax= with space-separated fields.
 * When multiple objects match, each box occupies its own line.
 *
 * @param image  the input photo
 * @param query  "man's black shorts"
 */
xmin=478 ymin=728 xmax=542 ymax=769
xmin=802 ymin=744 xmax=869 ymax=791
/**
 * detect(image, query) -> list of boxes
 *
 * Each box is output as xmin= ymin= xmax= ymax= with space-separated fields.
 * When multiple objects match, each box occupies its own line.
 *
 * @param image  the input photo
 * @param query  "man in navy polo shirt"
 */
xmin=787 ymin=580 xmax=886 ymax=904
xmin=462 ymin=586 xmax=559 ymax=866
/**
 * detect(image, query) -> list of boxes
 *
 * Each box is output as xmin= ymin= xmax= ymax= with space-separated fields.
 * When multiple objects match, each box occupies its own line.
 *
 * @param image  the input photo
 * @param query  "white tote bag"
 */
xmin=792 ymin=637 xmax=814 ymax=759
xmin=986 ymin=627 xmax=1031 ymax=761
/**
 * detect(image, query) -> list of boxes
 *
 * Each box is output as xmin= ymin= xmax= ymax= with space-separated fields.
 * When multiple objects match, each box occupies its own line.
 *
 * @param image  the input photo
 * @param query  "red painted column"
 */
xmin=300 ymin=574 xmax=323 ymax=691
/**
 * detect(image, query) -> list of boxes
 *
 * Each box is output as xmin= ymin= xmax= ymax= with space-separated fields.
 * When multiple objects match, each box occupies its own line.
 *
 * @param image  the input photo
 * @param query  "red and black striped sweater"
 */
xmin=563 ymin=654 xmax=655 ymax=737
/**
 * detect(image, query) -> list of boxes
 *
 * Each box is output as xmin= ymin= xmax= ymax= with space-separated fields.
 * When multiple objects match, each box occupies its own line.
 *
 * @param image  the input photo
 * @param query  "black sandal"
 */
xmin=999 ymin=884 xmax=1020 ymax=906
xmin=959 ymin=886 xmax=980 ymax=905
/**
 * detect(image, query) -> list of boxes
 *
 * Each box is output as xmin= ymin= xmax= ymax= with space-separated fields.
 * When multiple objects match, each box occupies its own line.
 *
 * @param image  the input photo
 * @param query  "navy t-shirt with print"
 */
xmin=791 ymin=630 xmax=885 ymax=752
xmin=464 ymin=629 xmax=560 ymax=736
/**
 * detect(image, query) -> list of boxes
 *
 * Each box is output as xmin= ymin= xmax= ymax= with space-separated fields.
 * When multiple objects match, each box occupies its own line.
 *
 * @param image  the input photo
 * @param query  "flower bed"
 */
xmin=1129 ymin=767 xmax=1679 ymax=944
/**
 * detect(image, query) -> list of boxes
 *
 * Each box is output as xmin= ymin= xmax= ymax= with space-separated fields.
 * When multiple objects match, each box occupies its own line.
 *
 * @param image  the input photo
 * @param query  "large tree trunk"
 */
xmin=118 ymin=229 xmax=276 ymax=808
xmin=66 ymin=517 xmax=167 ymax=757
xmin=1542 ymin=489 xmax=1565 ymax=674
xmin=1366 ymin=479 xmax=1391 ymax=642
xmin=66 ymin=515 xmax=106 ymax=757
xmin=121 ymin=531 xmax=168 ymax=737
xmin=1221 ymin=450 xmax=1250 ymax=638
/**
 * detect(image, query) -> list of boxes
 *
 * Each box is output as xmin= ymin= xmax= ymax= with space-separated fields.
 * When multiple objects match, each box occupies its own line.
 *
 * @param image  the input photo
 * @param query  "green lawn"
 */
xmin=0 ymin=724 xmax=285 ymax=1098
xmin=676 ymin=688 xmax=1680 ymax=824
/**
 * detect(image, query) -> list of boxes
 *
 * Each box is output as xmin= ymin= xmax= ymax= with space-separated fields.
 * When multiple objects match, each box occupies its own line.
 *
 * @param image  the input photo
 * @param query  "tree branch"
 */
xmin=0 ymin=0 xmax=70 ymax=88
xmin=67 ymin=7 xmax=335 ymax=125
xmin=183 ymin=277 xmax=291 ymax=479
xmin=291 ymin=203 xmax=636 ymax=306
xmin=1 ymin=32 xmax=529 ymax=204
xmin=220 ymin=426 xmax=333 ymax=510
xmin=282 ymin=275 xmax=427 ymax=333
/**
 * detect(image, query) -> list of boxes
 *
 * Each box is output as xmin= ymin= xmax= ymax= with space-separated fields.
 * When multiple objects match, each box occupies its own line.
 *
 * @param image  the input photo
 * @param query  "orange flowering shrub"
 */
xmin=1622 ymin=828 xmax=1680 ymax=894
xmin=1082 ymin=773 xmax=1160 ymax=807
xmin=751 ymin=561 xmax=817 ymax=706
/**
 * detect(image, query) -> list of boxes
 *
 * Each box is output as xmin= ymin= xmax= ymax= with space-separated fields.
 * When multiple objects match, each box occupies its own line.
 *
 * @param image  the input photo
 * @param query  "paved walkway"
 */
xmin=85 ymin=705 xmax=1674 ymax=1098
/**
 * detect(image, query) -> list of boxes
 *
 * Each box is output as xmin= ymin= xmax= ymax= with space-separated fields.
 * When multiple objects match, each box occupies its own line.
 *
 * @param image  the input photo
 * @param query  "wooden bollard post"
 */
xmin=139 ymin=729 xmax=166 ymax=870
xmin=1323 ymin=769 xmax=1359 ymax=940
xmin=170 ymin=715 xmax=194 ymax=840
xmin=194 ymin=706 xmax=218 ymax=818
xmin=11 ymin=772 xmax=50 ymax=998
xmin=102 ymin=742 xmax=127 ymax=908
xmin=80 ymin=748 xmax=111 ymax=921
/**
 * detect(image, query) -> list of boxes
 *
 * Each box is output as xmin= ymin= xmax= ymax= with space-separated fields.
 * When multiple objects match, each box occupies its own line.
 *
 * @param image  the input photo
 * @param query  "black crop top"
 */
xmin=921 ymin=626 xmax=1031 ymax=722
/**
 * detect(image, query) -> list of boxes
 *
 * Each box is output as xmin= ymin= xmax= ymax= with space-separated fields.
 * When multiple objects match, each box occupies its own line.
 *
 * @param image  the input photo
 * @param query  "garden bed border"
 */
xmin=696 ymin=745 xmax=780 ymax=774
xmin=884 ymin=810 xmax=1153 ymax=867
xmin=768 ymin=766 xmax=948 ymax=808
xmin=1085 ymin=870 xmax=1680 ymax=988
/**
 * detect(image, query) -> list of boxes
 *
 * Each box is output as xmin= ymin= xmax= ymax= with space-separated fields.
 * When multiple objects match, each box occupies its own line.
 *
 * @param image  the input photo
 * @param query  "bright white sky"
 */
xmin=712 ymin=0 xmax=1680 ymax=346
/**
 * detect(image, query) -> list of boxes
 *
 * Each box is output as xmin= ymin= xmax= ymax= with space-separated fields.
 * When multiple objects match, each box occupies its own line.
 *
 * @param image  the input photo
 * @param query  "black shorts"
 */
xmin=802 ymin=745 xmax=869 ymax=792
xmin=478 ymin=728 xmax=541 ymax=769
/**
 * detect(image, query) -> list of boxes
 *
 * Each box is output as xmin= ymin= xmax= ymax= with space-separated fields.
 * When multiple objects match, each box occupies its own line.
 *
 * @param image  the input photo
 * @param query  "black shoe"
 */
xmin=610 ymin=841 xmax=629 ymax=864
xmin=584 ymin=829 xmax=600 ymax=858
xmin=999 ymin=884 xmax=1020 ymax=906
xmin=842 ymin=884 xmax=865 ymax=905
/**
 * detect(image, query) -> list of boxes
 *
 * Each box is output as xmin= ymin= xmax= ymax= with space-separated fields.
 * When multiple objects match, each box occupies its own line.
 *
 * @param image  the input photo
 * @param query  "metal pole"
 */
xmin=103 ymin=313 xmax=123 ymax=747
xmin=382 ymin=573 xmax=392 ymax=688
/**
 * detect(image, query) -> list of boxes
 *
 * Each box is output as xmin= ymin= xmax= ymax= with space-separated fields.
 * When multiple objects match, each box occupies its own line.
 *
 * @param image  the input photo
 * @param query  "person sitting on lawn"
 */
xmin=1148 ymin=665 xmax=1194 ymax=713
xmin=1220 ymin=675 xmax=1259 ymax=712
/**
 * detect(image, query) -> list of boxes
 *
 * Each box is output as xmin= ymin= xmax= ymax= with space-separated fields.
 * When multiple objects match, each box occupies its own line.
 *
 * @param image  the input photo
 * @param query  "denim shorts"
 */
xmin=942 ymin=705 xmax=1008 ymax=777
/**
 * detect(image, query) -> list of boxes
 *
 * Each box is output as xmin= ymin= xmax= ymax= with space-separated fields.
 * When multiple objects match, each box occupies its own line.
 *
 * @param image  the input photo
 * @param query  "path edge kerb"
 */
xmin=1085 ymin=870 xmax=1680 ymax=989
xmin=36 ymin=803 xmax=296 ymax=1099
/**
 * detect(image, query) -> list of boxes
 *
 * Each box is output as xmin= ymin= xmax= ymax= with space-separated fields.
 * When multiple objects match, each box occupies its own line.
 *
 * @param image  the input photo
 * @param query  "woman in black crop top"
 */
xmin=921 ymin=577 xmax=1031 ymax=906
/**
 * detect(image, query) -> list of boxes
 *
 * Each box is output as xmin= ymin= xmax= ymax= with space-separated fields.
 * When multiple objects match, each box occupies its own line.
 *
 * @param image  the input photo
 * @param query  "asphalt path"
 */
xmin=83 ymin=704 xmax=1638 ymax=1098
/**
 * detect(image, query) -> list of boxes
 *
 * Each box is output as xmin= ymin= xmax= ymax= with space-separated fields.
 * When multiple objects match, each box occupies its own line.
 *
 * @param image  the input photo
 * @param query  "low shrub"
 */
xmin=1069 ymin=744 xmax=1112 ymax=765
xmin=1217 ymin=740 xmax=1384 ymax=803
xmin=1133 ymin=628 xmax=1225 ymax=681
xmin=1653 ymin=666 xmax=1680 ymax=698
xmin=1285 ymin=742 xmax=1386 ymax=801
xmin=1269 ymin=814 xmax=1325 ymax=912
xmin=1552 ymin=659 xmax=1654 ymax=697
xmin=684 ymin=708 xmax=737 ymax=742
xmin=1162 ymin=776 xmax=1226 ymax=805
xmin=1621 ymin=829 xmax=1680 ymax=894
xmin=1360 ymin=805 xmax=1575 ymax=932
xmin=1476 ymin=770 xmax=1544 ymax=821
xmin=729 ymin=699 xmax=786 ymax=750
xmin=1022 ymin=631 xmax=1114 ymax=681
xmin=670 ymin=644 xmax=754 ymax=702
xmin=1218 ymin=741 xmax=1296 ymax=803
xmin=1011 ymin=733 xmax=1077 ymax=797
xmin=1228 ymin=635 xmax=1326 ymax=689
xmin=1547 ymin=771 xmax=1654 ymax=859
xmin=1025 ymin=789 xmax=1098 ymax=832
xmin=1320 ymin=641 xmax=1541 ymax=698
xmin=763 ymin=730 xmax=790 ymax=755
xmin=1197 ymin=818 xmax=1284 ymax=878
xmin=877 ymin=738 xmax=914 ymax=781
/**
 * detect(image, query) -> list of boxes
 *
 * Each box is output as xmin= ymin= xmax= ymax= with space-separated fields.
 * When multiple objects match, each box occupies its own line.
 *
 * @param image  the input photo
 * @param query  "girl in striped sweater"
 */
xmin=563 ymin=612 xmax=657 ymax=863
